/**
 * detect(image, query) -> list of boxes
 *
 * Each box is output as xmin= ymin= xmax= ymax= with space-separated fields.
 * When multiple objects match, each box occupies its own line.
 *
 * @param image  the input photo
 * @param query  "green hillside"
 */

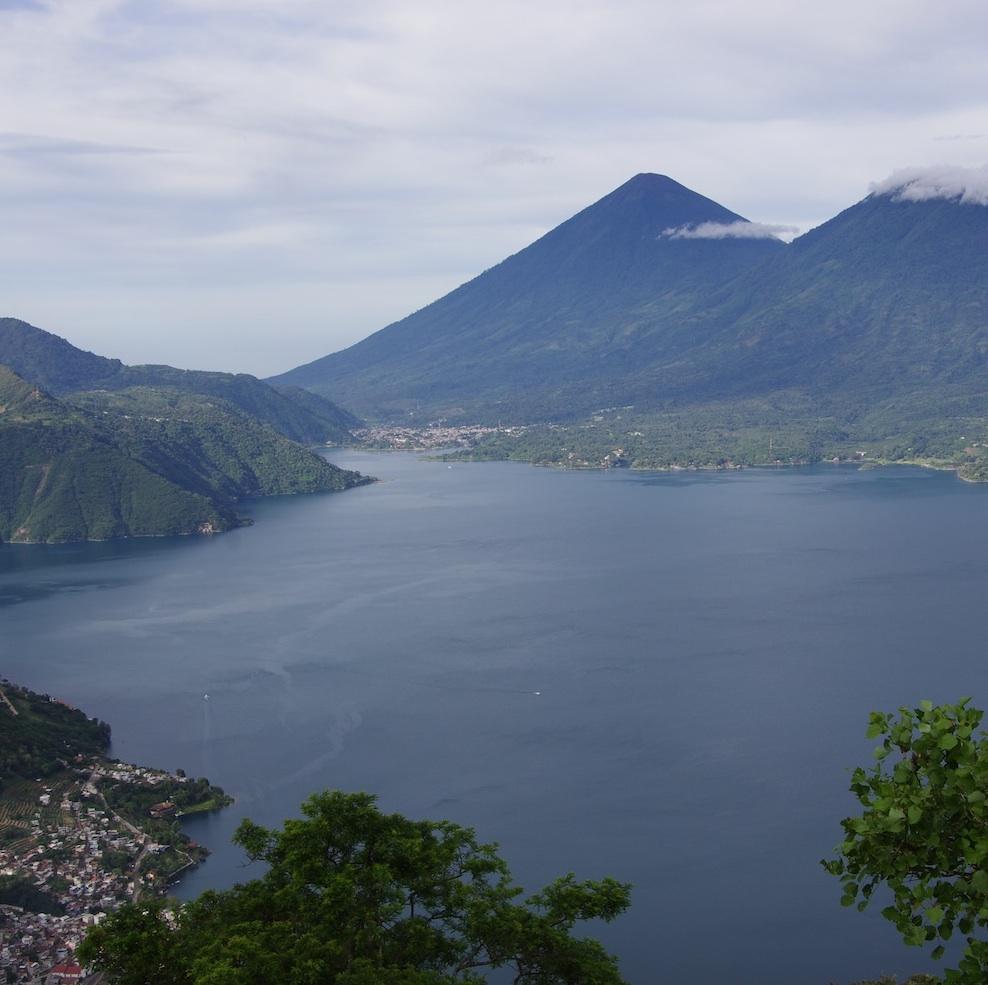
xmin=0 ymin=366 xmax=232 ymax=543
xmin=68 ymin=386 xmax=369 ymax=502
xmin=450 ymin=391 xmax=988 ymax=480
xmin=0 ymin=318 xmax=122 ymax=393
xmin=609 ymin=191 xmax=988 ymax=408
xmin=0 ymin=678 xmax=111 ymax=783
xmin=272 ymin=383 xmax=362 ymax=435
xmin=0 ymin=317 xmax=359 ymax=445
xmin=114 ymin=365 xmax=360 ymax=445
xmin=0 ymin=367 xmax=372 ymax=544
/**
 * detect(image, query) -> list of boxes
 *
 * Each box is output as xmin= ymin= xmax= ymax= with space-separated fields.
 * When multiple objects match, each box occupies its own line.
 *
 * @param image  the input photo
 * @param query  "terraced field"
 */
xmin=0 ymin=777 xmax=42 ymax=853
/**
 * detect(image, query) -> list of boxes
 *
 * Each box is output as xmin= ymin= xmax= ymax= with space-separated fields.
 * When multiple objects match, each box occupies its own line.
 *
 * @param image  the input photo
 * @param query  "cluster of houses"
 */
xmin=0 ymin=909 xmax=100 ymax=984
xmin=355 ymin=422 xmax=521 ymax=450
xmin=0 ymin=764 xmax=191 ymax=983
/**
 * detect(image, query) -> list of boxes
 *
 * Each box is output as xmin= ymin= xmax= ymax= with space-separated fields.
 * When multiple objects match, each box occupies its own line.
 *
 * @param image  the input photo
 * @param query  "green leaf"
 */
xmin=971 ymin=869 xmax=988 ymax=893
xmin=826 ymin=700 xmax=988 ymax=983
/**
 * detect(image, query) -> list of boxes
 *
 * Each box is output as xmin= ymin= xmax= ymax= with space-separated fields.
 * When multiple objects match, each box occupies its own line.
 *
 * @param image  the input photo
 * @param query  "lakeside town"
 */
xmin=353 ymin=422 xmax=525 ymax=450
xmin=0 ymin=683 xmax=230 ymax=985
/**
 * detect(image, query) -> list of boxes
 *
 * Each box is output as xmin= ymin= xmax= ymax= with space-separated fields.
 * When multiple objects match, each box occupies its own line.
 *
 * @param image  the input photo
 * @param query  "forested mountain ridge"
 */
xmin=68 ymin=387 xmax=367 ymax=504
xmin=0 ymin=365 xmax=371 ymax=544
xmin=626 ymin=190 xmax=988 ymax=406
xmin=0 ymin=317 xmax=360 ymax=445
xmin=0 ymin=365 xmax=231 ymax=543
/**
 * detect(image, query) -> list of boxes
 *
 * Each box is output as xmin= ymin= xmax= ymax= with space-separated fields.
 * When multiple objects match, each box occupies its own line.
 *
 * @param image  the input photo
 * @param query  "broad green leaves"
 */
xmin=825 ymin=700 xmax=988 ymax=984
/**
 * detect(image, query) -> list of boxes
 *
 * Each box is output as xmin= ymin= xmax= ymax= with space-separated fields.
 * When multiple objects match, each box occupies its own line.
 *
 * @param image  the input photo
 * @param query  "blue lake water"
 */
xmin=2 ymin=451 xmax=987 ymax=984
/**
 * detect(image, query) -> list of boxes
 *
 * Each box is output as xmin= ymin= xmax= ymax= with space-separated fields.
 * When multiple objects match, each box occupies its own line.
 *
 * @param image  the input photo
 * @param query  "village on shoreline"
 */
xmin=0 ymin=682 xmax=231 ymax=985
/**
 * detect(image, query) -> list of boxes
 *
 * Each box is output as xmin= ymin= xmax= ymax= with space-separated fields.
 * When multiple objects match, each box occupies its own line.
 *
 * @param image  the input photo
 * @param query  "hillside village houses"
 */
xmin=0 ymin=762 xmax=190 ymax=984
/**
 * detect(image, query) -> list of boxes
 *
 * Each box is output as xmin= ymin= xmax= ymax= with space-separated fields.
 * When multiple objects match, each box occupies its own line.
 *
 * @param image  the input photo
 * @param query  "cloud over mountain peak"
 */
xmin=871 ymin=164 xmax=988 ymax=206
xmin=660 ymin=220 xmax=795 ymax=241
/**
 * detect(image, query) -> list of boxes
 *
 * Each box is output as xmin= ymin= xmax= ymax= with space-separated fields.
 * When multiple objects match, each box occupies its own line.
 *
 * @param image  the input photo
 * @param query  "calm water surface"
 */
xmin=3 ymin=452 xmax=988 ymax=985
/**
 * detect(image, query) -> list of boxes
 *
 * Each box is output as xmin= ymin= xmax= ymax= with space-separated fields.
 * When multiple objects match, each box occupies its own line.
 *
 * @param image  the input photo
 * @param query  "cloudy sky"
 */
xmin=1 ymin=0 xmax=986 ymax=376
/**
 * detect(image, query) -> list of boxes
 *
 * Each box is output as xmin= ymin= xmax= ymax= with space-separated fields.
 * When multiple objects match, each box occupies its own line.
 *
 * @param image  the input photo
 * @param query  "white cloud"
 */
xmin=870 ymin=163 xmax=988 ymax=205
xmin=661 ymin=221 xmax=795 ymax=241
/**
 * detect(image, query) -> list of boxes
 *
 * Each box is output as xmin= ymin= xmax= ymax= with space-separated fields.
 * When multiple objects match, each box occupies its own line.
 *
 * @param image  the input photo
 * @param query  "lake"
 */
xmin=3 ymin=451 xmax=987 ymax=984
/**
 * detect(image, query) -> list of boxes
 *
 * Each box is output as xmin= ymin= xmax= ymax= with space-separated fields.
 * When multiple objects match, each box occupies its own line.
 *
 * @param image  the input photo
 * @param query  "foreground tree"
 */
xmin=824 ymin=698 xmax=988 ymax=984
xmin=79 ymin=790 xmax=631 ymax=985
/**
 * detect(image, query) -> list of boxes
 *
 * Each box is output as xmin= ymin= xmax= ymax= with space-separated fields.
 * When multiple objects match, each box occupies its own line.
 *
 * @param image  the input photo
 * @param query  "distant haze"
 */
xmin=1 ymin=0 xmax=987 ymax=376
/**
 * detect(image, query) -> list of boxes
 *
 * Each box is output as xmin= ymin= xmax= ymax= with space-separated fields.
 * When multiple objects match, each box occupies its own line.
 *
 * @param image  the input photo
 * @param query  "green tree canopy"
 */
xmin=824 ymin=698 xmax=988 ymax=984
xmin=79 ymin=790 xmax=631 ymax=985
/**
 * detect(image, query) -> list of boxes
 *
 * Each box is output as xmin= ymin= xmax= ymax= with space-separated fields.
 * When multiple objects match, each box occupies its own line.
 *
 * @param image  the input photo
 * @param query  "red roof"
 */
xmin=50 ymin=963 xmax=83 ymax=976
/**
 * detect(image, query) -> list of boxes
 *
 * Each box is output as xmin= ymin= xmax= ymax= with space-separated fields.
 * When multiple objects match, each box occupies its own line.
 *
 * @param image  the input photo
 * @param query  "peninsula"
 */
xmin=0 ymin=679 xmax=231 ymax=983
xmin=0 ymin=319 xmax=374 ymax=545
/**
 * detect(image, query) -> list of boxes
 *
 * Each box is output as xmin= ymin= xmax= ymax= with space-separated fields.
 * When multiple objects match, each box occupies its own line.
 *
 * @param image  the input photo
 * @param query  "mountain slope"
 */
xmin=68 ymin=387 xmax=367 ymax=503
xmin=0 ymin=366 xmax=232 ymax=543
xmin=114 ymin=366 xmax=360 ymax=445
xmin=0 ymin=678 xmax=111 ymax=781
xmin=0 ymin=366 xmax=371 ymax=544
xmin=271 ymin=174 xmax=785 ymax=420
xmin=273 ymin=173 xmax=988 ymax=430
xmin=0 ymin=318 xmax=359 ymax=444
xmin=272 ymin=384 xmax=362 ymax=433
xmin=611 ymin=190 xmax=988 ymax=409
xmin=442 ymin=183 xmax=988 ymax=475
xmin=0 ymin=318 xmax=122 ymax=393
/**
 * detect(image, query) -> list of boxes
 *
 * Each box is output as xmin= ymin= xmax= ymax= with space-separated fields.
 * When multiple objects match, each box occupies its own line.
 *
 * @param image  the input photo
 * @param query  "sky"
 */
xmin=1 ymin=0 xmax=987 ymax=377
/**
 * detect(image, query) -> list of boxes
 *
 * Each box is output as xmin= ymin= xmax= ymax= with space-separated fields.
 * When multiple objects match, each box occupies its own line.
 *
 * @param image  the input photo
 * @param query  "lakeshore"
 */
xmin=351 ymin=423 xmax=988 ymax=482
xmin=0 ymin=681 xmax=231 ymax=983
xmin=4 ymin=451 xmax=988 ymax=984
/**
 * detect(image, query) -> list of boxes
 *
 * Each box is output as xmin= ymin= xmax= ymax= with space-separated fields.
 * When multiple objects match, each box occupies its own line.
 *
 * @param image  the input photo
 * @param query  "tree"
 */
xmin=823 ymin=698 xmax=988 ymax=984
xmin=79 ymin=790 xmax=631 ymax=985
